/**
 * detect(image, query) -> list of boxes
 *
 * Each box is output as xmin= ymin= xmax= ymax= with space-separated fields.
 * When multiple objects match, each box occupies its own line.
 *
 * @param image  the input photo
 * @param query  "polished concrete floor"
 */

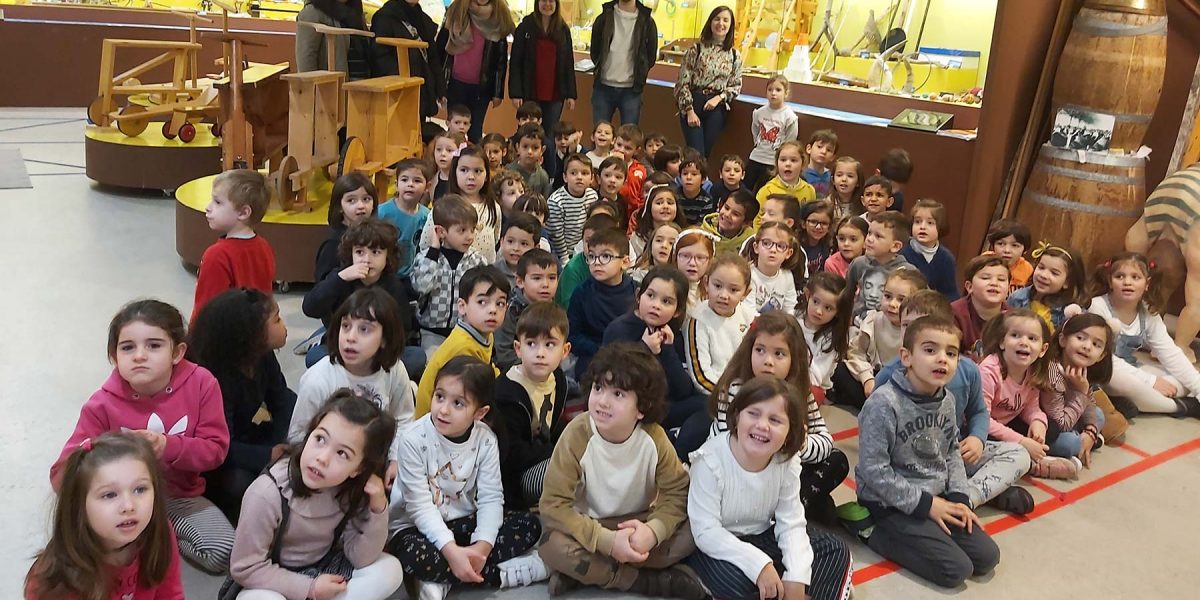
xmin=3 ymin=109 xmax=1199 ymax=599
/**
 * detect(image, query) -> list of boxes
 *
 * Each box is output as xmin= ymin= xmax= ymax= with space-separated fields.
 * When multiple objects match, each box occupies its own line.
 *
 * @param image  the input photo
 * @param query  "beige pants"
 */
xmin=538 ymin=513 xmax=696 ymax=591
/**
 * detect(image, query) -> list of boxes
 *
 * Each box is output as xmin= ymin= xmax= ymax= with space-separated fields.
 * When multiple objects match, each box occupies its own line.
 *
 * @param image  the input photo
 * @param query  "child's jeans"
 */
xmin=539 ymin=513 xmax=696 ymax=591
xmin=1048 ymin=406 xmax=1106 ymax=458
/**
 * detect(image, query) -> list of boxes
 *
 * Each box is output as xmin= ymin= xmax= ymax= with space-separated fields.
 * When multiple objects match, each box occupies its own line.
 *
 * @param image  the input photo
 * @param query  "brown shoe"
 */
xmin=547 ymin=572 xmax=579 ymax=597
xmin=629 ymin=565 xmax=709 ymax=600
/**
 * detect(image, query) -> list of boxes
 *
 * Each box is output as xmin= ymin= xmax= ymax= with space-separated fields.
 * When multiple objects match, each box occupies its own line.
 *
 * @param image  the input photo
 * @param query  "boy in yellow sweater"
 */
xmin=538 ymin=343 xmax=705 ymax=599
xmin=415 ymin=265 xmax=508 ymax=416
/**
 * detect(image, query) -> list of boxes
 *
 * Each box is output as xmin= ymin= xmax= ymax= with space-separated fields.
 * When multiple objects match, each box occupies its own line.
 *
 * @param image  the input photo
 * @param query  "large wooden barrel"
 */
xmin=1018 ymin=144 xmax=1146 ymax=269
xmin=1051 ymin=0 xmax=1167 ymax=152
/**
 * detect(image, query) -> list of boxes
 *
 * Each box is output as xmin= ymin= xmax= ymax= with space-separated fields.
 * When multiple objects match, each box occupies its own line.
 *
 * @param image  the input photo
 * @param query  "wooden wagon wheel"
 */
xmin=86 ymin=96 xmax=107 ymax=125
xmin=337 ymin=136 xmax=366 ymax=177
xmin=116 ymin=105 xmax=150 ymax=137
xmin=274 ymin=155 xmax=301 ymax=210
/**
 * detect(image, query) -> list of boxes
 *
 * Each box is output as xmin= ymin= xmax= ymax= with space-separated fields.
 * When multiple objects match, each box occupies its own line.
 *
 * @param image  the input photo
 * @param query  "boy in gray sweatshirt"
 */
xmin=855 ymin=315 xmax=1000 ymax=588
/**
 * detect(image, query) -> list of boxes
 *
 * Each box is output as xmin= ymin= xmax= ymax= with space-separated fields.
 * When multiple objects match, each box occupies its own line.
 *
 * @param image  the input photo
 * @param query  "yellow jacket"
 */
xmin=415 ymin=323 xmax=497 ymax=417
xmin=701 ymin=213 xmax=756 ymax=256
xmin=754 ymin=176 xmax=817 ymax=228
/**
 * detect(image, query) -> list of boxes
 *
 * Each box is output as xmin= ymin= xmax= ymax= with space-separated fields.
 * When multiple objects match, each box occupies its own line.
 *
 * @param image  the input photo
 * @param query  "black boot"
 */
xmin=1110 ymin=395 xmax=1140 ymax=420
xmin=1174 ymin=396 xmax=1200 ymax=419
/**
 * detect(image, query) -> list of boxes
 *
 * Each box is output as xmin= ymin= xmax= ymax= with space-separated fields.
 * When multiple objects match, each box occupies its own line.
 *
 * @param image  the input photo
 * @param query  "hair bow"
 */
xmin=1031 ymin=240 xmax=1072 ymax=261
xmin=78 ymin=438 xmax=93 ymax=452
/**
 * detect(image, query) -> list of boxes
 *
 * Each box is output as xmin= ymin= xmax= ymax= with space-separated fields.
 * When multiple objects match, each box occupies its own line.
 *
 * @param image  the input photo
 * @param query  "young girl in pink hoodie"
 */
xmin=52 ymin=299 xmax=233 ymax=573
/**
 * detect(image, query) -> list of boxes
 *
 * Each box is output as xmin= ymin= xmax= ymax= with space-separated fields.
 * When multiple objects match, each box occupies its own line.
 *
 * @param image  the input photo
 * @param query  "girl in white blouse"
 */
xmin=686 ymin=377 xmax=853 ymax=600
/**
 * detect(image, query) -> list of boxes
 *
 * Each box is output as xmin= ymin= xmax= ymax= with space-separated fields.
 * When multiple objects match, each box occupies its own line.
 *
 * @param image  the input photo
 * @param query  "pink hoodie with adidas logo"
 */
xmin=51 ymin=359 xmax=229 ymax=498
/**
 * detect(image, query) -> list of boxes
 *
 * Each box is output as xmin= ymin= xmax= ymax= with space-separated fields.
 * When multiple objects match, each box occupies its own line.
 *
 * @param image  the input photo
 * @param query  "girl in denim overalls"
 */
xmin=1086 ymin=253 xmax=1200 ymax=417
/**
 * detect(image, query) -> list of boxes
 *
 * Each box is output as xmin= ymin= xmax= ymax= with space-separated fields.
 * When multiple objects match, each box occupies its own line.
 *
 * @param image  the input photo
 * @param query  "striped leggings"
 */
xmin=686 ymin=526 xmax=853 ymax=600
xmin=167 ymin=495 xmax=236 ymax=574
xmin=519 ymin=458 xmax=551 ymax=507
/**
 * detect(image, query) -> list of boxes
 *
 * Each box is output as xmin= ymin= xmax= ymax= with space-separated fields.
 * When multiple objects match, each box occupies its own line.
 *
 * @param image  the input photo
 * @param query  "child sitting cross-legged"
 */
xmin=686 ymin=377 xmax=854 ymax=600
xmin=494 ymin=302 xmax=572 ymax=509
xmin=980 ymin=309 xmax=1082 ymax=479
xmin=1041 ymin=313 xmax=1114 ymax=467
xmin=227 ymin=391 xmax=404 ymax=600
xmin=538 ymin=343 xmax=706 ymax=599
xmin=416 ymin=265 xmax=510 ymax=418
xmin=494 ymin=248 xmax=559 ymax=372
xmin=856 ymin=315 xmax=1001 ymax=588
xmin=874 ymin=291 xmax=1035 ymax=515
xmin=389 ymin=357 xmax=546 ymax=599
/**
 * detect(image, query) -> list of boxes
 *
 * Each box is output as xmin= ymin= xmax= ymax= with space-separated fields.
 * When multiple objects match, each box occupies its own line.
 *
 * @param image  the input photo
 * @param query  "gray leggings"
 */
xmin=167 ymin=495 xmax=236 ymax=574
xmin=965 ymin=440 xmax=1032 ymax=508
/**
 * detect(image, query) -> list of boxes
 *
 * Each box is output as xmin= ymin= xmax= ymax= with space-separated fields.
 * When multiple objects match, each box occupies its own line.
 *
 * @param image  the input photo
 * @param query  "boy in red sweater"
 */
xmin=614 ymin=124 xmax=648 ymax=228
xmin=191 ymin=169 xmax=276 ymax=322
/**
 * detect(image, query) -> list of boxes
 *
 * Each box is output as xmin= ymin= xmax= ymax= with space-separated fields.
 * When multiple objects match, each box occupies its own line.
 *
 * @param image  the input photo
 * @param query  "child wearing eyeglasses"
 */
xmin=566 ymin=227 xmax=637 ymax=379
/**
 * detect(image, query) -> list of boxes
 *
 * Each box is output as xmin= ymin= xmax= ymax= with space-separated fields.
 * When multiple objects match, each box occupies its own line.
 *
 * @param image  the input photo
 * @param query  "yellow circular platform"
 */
xmin=85 ymin=124 xmax=222 ymax=190
xmin=175 ymin=171 xmax=336 ymax=283
xmin=85 ymin=123 xmax=220 ymax=148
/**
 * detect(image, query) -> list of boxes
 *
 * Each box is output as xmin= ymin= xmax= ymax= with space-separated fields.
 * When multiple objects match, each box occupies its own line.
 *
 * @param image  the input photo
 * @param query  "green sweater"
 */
xmin=554 ymin=253 xmax=589 ymax=309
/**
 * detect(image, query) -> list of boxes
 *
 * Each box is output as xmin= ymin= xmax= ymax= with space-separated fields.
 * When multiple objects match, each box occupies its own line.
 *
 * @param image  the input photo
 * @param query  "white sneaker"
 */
xmin=417 ymin=580 xmax=451 ymax=600
xmin=498 ymin=551 xmax=549 ymax=588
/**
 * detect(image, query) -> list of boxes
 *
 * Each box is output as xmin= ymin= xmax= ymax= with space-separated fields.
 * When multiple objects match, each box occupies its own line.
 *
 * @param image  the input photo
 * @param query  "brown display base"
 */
xmin=85 ymin=130 xmax=222 ymax=191
xmin=175 ymin=181 xmax=326 ymax=286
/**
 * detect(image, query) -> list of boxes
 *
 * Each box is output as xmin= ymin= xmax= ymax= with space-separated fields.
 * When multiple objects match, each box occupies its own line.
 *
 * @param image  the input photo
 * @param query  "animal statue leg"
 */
xmin=1125 ymin=216 xmax=1151 ymax=254
xmin=1175 ymin=227 xmax=1200 ymax=363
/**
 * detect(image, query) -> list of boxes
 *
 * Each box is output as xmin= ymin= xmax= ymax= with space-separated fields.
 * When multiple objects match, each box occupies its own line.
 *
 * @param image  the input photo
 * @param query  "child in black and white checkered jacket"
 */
xmin=414 ymin=194 xmax=487 ymax=356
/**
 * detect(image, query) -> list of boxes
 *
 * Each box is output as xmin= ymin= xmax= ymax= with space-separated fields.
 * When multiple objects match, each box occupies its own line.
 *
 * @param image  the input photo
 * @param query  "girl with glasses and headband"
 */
xmin=672 ymin=229 xmax=720 ymax=315
xmin=741 ymin=222 xmax=801 ymax=315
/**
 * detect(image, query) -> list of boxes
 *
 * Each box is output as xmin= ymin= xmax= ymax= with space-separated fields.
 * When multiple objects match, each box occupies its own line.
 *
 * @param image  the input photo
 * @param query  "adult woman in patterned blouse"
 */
xmin=675 ymin=6 xmax=743 ymax=158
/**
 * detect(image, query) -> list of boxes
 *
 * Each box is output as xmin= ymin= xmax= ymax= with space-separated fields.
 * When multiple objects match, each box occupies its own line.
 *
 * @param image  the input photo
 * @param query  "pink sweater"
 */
xmin=979 ymin=354 xmax=1047 ymax=443
xmin=51 ymin=360 xmax=229 ymax=498
xmin=26 ymin=531 xmax=184 ymax=600
xmin=824 ymin=252 xmax=851 ymax=277
xmin=229 ymin=461 xmax=389 ymax=600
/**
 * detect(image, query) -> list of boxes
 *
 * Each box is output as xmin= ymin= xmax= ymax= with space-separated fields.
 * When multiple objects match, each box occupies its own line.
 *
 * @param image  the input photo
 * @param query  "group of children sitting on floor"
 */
xmin=27 ymin=102 xmax=1200 ymax=600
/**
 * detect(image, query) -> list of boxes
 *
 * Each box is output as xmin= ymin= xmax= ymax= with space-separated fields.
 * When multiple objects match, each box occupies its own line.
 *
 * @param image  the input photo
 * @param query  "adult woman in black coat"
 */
xmin=370 ymin=0 xmax=445 ymax=120
xmin=508 ymin=0 xmax=577 ymax=132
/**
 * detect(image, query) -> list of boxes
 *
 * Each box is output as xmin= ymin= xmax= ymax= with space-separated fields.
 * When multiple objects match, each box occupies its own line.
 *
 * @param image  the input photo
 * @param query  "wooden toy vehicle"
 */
xmin=87 ymin=10 xmax=214 ymax=129
xmin=108 ymin=87 xmax=221 ymax=142
xmin=206 ymin=32 xmax=290 ymax=172
xmin=338 ymin=36 xmax=428 ymax=195
xmin=265 ymin=23 xmax=375 ymax=211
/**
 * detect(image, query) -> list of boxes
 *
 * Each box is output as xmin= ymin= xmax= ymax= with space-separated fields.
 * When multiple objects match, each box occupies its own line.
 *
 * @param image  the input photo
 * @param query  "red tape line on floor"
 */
xmin=832 ymin=427 xmax=859 ymax=442
xmin=1116 ymin=443 xmax=1152 ymax=458
xmin=850 ymin=437 xmax=1200 ymax=586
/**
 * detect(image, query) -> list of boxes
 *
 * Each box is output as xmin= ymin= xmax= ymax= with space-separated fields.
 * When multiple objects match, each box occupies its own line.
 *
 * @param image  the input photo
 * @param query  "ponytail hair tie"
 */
xmin=1148 ymin=259 xmax=1157 ymax=270
xmin=78 ymin=438 xmax=93 ymax=452
xmin=1102 ymin=258 xmax=1112 ymax=269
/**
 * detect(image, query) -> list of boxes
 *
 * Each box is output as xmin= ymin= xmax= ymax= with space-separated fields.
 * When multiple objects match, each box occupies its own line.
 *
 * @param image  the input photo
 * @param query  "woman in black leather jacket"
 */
xmin=508 ymin=0 xmax=577 ymax=133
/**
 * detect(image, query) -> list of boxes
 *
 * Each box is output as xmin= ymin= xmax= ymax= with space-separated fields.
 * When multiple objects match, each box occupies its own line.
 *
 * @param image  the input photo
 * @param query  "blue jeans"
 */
xmin=446 ymin=78 xmax=491 ymax=142
xmin=1049 ymin=406 xmax=1106 ymax=458
xmin=680 ymin=88 xmax=729 ymax=159
xmin=591 ymin=82 xmax=642 ymax=126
